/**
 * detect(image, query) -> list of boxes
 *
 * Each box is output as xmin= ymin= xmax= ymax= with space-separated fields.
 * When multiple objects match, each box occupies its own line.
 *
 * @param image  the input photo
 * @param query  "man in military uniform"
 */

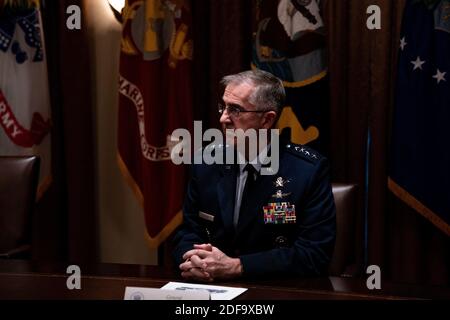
xmin=173 ymin=69 xmax=336 ymax=282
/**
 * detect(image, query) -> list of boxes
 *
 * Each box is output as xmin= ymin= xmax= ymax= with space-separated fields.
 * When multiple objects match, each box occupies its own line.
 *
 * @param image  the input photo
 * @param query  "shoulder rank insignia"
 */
xmin=286 ymin=143 xmax=321 ymax=163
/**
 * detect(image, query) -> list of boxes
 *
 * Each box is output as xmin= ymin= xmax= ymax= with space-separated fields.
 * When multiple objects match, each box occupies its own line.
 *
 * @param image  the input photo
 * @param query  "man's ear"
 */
xmin=262 ymin=111 xmax=277 ymax=129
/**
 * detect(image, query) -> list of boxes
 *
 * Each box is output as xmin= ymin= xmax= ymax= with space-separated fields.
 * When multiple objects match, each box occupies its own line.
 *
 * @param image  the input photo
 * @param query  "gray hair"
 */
xmin=220 ymin=69 xmax=285 ymax=114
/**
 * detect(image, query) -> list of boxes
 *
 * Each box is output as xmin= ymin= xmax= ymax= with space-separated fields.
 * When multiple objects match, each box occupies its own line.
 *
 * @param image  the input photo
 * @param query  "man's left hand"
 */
xmin=180 ymin=244 xmax=243 ymax=280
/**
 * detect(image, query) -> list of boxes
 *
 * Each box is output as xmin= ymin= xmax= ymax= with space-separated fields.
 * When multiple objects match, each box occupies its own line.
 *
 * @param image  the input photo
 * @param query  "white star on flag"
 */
xmin=411 ymin=56 xmax=426 ymax=71
xmin=400 ymin=37 xmax=407 ymax=51
xmin=432 ymin=69 xmax=446 ymax=84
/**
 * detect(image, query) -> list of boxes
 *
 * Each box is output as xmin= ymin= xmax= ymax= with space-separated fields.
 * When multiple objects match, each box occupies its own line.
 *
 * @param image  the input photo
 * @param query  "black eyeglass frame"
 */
xmin=218 ymin=102 xmax=268 ymax=118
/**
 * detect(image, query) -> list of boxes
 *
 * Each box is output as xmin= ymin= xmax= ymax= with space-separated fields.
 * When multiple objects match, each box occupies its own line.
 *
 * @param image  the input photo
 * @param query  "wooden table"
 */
xmin=0 ymin=260 xmax=448 ymax=300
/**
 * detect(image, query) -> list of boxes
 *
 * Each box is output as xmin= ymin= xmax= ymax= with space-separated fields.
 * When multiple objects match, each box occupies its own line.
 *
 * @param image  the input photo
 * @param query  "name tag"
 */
xmin=124 ymin=287 xmax=210 ymax=300
xmin=199 ymin=211 xmax=214 ymax=222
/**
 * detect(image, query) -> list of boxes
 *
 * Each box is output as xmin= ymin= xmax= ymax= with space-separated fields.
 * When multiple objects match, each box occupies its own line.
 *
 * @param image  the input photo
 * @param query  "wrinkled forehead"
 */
xmin=222 ymin=82 xmax=256 ymax=105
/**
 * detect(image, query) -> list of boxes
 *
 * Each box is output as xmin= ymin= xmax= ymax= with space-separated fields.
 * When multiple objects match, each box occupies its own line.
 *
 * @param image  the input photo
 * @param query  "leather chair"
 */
xmin=329 ymin=183 xmax=358 ymax=277
xmin=0 ymin=156 xmax=40 ymax=259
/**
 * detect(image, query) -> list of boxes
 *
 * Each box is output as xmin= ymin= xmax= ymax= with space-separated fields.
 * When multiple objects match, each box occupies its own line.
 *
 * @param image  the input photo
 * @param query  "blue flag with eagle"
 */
xmin=389 ymin=0 xmax=450 ymax=236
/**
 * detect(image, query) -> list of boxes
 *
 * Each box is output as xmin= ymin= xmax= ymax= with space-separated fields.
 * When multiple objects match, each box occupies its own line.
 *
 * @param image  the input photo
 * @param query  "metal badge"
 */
xmin=272 ymin=190 xmax=292 ymax=199
xmin=275 ymin=236 xmax=289 ymax=247
xmin=274 ymin=176 xmax=291 ymax=188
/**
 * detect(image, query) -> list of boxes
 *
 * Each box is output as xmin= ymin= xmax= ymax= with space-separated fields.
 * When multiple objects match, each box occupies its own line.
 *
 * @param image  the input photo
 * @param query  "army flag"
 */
xmin=252 ymin=0 xmax=328 ymax=153
xmin=118 ymin=0 xmax=194 ymax=247
xmin=389 ymin=0 xmax=450 ymax=236
xmin=0 ymin=4 xmax=52 ymax=198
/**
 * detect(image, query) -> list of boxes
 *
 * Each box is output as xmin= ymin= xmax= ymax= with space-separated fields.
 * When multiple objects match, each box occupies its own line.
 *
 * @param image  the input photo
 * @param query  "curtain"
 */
xmin=33 ymin=0 xmax=96 ymax=263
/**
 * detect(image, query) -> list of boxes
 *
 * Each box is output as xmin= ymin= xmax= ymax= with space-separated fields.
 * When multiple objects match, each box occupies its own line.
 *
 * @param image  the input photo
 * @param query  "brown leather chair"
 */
xmin=0 ymin=156 xmax=40 ymax=259
xmin=329 ymin=183 xmax=358 ymax=277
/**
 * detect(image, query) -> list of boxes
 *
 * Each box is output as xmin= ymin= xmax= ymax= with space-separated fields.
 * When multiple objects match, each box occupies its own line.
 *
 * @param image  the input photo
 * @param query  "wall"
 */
xmin=84 ymin=0 xmax=157 ymax=265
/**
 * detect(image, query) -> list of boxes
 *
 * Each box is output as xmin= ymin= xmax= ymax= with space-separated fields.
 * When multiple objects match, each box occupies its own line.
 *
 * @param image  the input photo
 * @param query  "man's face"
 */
xmin=219 ymin=83 xmax=269 ymax=133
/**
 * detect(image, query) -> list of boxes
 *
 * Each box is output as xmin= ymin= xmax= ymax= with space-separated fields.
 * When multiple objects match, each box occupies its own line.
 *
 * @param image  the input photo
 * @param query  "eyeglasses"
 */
xmin=218 ymin=102 xmax=267 ymax=118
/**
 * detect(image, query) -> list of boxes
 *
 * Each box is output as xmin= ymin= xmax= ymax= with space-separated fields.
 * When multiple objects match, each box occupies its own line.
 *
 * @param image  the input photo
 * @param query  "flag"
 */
xmin=0 ymin=3 xmax=52 ymax=199
xmin=389 ymin=0 xmax=450 ymax=236
xmin=252 ymin=0 xmax=328 ymax=153
xmin=118 ymin=0 xmax=194 ymax=247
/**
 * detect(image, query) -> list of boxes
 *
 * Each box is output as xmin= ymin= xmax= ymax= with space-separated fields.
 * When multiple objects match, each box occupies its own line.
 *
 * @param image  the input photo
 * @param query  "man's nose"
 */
xmin=219 ymin=109 xmax=232 ymax=124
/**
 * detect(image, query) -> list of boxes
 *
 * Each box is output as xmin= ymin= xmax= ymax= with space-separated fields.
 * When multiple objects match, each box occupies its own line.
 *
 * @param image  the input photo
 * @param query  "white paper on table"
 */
xmin=160 ymin=281 xmax=247 ymax=300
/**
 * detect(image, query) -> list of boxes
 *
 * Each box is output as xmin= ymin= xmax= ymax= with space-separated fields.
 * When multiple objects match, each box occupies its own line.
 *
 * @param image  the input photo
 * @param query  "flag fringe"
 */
xmin=117 ymin=153 xmax=144 ymax=207
xmin=388 ymin=177 xmax=450 ymax=236
xmin=117 ymin=153 xmax=183 ymax=248
xmin=251 ymin=63 xmax=327 ymax=88
xmin=144 ymin=211 xmax=183 ymax=249
xmin=1 ymin=0 xmax=40 ymax=10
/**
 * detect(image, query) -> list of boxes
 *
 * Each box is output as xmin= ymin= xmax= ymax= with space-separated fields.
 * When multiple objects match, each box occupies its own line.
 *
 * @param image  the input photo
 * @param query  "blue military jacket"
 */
xmin=173 ymin=143 xmax=336 ymax=278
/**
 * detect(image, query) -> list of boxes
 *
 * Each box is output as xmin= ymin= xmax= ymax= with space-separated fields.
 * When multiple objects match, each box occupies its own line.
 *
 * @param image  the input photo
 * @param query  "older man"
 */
xmin=173 ymin=69 xmax=335 ymax=282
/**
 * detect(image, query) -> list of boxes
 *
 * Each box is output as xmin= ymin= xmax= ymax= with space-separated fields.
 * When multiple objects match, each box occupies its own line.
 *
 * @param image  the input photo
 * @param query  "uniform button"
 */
xmin=275 ymin=236 xmax=288 ymax=247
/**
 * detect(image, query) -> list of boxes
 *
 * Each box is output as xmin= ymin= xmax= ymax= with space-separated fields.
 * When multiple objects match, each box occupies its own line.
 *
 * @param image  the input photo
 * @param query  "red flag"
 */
xmin=118 ymin=0 xmax=193 ymax=247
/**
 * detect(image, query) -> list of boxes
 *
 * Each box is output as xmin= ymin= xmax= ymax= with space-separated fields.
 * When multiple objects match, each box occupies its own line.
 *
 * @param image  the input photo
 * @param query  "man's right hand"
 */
xmin=179 ymin=244 xmax=214 ymax=282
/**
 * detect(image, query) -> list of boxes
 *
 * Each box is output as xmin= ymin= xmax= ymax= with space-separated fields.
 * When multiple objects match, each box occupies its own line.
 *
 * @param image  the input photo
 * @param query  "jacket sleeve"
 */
xmin=172 ymin=165 xmax=209 ymax=266
xmin=239 ymin=158 xmax=336 ymax=277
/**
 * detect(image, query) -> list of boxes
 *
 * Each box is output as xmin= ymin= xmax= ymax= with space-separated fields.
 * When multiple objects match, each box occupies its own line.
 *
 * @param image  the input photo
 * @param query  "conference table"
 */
xmin=0 ymin=259 xmax=448 ymax=300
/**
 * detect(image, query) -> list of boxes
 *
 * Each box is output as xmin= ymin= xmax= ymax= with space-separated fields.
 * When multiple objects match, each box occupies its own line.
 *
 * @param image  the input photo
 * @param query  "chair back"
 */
xmin=329 ymin=183 xmax=358 ymax=276
xmin=0 ymin=156 xmax=40 ymax=255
